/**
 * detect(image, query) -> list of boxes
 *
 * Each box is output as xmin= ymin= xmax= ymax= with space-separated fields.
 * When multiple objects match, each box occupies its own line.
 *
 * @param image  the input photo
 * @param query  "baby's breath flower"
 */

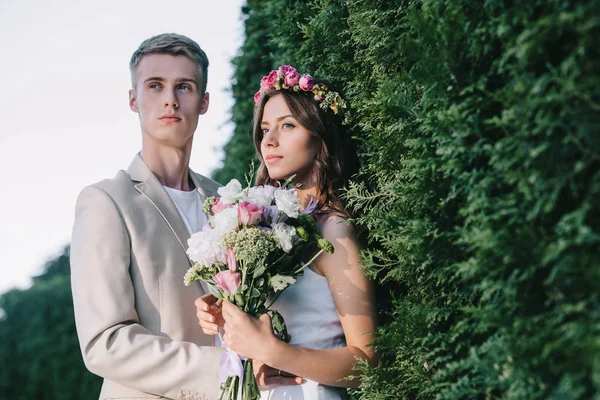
xmin=184 ymin=263 xmax=219 ymax=286
xmin=202 ymin=197 xmax=216 ymax=215
xmin=233 ymin=227 xmax=279 ymax=265
xmin=221 ymin=231 xmax=239 ymax=249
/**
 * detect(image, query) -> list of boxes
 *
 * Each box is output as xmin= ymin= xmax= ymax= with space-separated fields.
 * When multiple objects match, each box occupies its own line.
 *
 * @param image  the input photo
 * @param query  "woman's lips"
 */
xmin=265 ymin=155 xmax=283 ymax=164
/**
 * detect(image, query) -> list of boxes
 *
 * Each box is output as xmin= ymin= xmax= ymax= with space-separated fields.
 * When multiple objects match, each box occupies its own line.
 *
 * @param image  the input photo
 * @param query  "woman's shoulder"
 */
xmin=316 ymin=212 xmax=358 ymax=242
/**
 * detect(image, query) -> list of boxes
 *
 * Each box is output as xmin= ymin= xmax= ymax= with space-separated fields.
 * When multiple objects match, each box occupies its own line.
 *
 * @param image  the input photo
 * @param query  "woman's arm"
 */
xmin=221 ymin=216 xmax=378 ymax=388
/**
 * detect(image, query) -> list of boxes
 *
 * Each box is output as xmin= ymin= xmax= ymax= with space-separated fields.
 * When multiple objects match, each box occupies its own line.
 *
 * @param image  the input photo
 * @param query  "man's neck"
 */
xmin=140 ymin=143 xmax=194 ymax=191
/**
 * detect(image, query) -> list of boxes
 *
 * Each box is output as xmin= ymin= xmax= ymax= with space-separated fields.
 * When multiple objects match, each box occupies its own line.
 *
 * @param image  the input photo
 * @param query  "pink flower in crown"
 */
xmin=260 ymin=75 xmax=272 ymax=92
xmin=212 ymin=198 xmax=232 ymax=214
xmin=254 ymin=90 xmax=262 ymax=104
xmin=226 ymin=248 xmax=237 ymax=272
xmin=265 ymin=70 xmax=279 ymax=89
xmin=213 ymin=270 xmax=241 ymax=295
xmin=238 ymin=201 xmax=263 ymax=226
xmin=299 ymin=75 xmax=314 ymax=91
xmin=282 ymin=67 xmax=299 ymax=87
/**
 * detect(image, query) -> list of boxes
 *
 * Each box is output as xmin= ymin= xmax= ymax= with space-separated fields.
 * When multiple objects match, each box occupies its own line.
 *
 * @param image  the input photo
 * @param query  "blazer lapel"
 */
xmin=127 ymin=154 xmax=192 ymax=262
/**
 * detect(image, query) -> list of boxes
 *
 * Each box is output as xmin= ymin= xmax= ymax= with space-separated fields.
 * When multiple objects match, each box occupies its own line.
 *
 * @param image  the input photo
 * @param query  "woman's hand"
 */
xmin=253 ymin=360 xmax=303 ymax=389
xmin=221 ymin=300 xmax=278 ymax=362
xmin=195 ymin=294 xmax=224 ymax=335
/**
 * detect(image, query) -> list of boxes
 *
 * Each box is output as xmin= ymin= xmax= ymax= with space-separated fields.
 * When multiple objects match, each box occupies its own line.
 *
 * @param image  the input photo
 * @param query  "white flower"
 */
xmin=187 ymin=228 xmax=227 ymax=267
xmin=270 ymin=274 xmax=296 ymax=292
xmin=272 ymin=222 xmax=298 ymax=252
xmin=274 ymin=189 xmax=300 ymax=218
xmin=217 ymin=179 xmax=244 ymax=204
xmin=211 ymin=206 xmax=239 ymax=236
xmin=246 ymin=186 xmax=275 ymax=208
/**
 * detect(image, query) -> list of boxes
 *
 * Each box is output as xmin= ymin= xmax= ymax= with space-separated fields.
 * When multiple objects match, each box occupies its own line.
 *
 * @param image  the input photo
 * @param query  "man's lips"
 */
xmin=160 ymin=115 xmax=181 ymax=122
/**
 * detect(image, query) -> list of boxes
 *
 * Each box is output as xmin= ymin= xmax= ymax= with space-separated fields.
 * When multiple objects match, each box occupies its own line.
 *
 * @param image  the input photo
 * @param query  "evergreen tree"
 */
xmin=0 ymin=246 xmax=102 ymax=399
xmin=220 ymin=0 xmax=600 ymax=398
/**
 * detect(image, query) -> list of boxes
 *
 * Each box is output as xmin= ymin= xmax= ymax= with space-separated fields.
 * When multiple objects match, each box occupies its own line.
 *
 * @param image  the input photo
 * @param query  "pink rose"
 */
xmin=266 ymin=70 xmax=279 ymax=89
xmin=260 ymin=75 xmax=272 ymax=92
xmin=238 ymin=200 xmax=263 ymax=226
xmin=299 ymin=75 xmax=314 ymax=91
xmin=254 ymin=90 xmax=262 ymax=104
xmin=213 ymin=270 xmax=241 ymax=295
xmin=279 ymin=65 xmax=299 ymax=87
xmin=212 ymin=198 xmax=232 ymax=214
xmin=226 ymin=248 xmax=237 ymax=272
xmin=284 ymin=71 xmax=299 ymax=87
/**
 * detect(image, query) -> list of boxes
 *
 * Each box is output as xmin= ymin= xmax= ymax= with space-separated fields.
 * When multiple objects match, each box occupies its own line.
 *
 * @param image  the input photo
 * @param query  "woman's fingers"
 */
xmin=195 ymin=293 xmax=217 ymax=310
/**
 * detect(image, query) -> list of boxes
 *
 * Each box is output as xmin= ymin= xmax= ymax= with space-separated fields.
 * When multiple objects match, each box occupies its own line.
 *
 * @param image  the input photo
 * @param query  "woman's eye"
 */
xmin=261 ymin=128 xmax=269 ymax=135
xmin=282 ymin=123 xmax=294 ymax=129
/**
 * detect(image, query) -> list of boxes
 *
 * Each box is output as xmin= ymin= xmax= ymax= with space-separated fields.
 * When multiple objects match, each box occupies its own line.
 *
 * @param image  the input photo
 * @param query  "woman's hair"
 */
xmin=252 ymin=82 xmax=359 ymax=217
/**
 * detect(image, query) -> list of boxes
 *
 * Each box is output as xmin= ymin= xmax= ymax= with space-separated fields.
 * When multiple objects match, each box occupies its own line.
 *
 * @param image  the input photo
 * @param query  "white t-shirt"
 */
xmin=163 ymin=186 xmax=208 ymax=235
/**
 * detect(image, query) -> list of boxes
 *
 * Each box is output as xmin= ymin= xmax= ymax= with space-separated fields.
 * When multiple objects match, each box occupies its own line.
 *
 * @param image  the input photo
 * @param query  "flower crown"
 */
xmin=254 ymin=65 xmax=350 ymax=125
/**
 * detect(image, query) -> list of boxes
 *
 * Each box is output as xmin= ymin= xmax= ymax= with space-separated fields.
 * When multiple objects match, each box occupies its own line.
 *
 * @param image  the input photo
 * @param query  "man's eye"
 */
xmin=148 ymin=83 xmax=161 ymax=89
xmin=177 ymin=84 xmax=192 ymax=91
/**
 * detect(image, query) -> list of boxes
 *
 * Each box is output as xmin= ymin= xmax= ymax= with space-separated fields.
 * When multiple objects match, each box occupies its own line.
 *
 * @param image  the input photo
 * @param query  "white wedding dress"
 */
xmin=260 ymin=267 xmax=348 ymax=400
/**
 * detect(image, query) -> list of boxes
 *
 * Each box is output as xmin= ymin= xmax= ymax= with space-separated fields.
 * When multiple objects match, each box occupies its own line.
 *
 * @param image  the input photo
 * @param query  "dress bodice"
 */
xmin=260 ymin=267 xmax=348 ymax=400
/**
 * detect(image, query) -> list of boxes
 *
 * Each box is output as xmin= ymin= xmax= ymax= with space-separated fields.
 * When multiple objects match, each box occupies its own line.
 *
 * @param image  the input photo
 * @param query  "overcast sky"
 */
xmin=0 ymin=0 xmax=244 ymax=295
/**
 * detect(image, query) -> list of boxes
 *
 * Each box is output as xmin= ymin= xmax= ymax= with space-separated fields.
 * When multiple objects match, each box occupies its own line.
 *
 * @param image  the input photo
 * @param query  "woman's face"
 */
xmin=260 ymin=94 xmax=319 ymax=183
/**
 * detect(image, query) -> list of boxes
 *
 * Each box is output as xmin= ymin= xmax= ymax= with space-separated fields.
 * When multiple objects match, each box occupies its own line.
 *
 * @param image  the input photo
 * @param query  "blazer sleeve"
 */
xmin=70 ymin=185 xmax=224 ymax=400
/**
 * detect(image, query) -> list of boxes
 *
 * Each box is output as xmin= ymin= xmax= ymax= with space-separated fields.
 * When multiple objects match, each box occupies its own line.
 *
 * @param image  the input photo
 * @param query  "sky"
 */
xmin=0 ymin=0 xmax=244 ymax=295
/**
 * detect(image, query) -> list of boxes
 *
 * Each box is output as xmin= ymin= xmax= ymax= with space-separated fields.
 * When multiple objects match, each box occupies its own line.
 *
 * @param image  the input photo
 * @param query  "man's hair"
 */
xmin=129 ymin=33 xmax=209 ymax=93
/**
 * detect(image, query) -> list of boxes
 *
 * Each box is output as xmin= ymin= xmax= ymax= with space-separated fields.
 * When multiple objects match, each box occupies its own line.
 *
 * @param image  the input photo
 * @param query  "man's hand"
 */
xmin=195 ymin=294 xmax=224 ymax=335
xmin=253 ymin=360 xmax=303 ymax=390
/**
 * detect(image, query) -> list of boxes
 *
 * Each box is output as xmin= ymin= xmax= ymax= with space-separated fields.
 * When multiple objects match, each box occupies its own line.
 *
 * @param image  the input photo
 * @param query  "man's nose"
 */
xmin=164 ymin=89 xmax=179 ymax=108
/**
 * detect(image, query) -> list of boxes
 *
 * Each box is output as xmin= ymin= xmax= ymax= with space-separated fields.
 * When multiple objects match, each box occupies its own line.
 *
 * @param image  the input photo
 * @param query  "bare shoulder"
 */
xmin=317 ymin=213 xmax=359 ymax=243
xmin=314 ymin=213 xmax=362 ymax=276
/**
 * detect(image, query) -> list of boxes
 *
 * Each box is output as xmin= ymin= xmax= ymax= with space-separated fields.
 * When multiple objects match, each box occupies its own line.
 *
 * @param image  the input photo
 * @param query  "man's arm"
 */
xmin=71 ymin=185 xmax=223 ymax=400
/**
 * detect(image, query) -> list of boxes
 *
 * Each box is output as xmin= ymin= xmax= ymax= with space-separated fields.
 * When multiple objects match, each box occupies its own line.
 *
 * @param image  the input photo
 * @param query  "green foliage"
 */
xmin=224 ymin=0 xmax=600 ymax=398
xmin=211 ymin=2 xmax=280 ymax=184
xmin=0 ymin=246 xmax=102 ymax=399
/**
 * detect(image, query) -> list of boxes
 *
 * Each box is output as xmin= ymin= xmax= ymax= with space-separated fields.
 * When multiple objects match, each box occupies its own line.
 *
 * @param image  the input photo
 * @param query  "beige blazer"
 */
xmin=71 ymin=154 xmax=225 ymax=400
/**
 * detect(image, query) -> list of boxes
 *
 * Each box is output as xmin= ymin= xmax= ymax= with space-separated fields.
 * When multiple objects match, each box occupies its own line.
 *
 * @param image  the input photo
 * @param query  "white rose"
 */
xmin=211 ymin=205 xmax=239 ymax=236
xmin=274 ymin=189 xmax=300 ymax=218
xmin=272 ymin=222 xmax=298 ymax=252
xmin=187 ymin=229 xmax=227 ymax=267
xmin=247 ymin=186 xmax=275 ymax=208
xmin=217 ymin=179 xmax=244 ymax=204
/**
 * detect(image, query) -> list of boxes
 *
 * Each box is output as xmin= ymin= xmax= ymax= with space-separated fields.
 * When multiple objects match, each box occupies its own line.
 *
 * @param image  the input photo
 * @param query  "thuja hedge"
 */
xmin=217 ymin=0 xmax=600 ymax=398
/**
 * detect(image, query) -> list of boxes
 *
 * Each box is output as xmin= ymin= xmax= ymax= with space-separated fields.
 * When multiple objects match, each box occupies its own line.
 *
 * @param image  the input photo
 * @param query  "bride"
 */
xmin=197 ymin=65 xmax=378 ymax=399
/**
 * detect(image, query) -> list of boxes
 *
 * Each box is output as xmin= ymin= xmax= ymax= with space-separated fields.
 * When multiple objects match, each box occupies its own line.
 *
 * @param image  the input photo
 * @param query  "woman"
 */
xmin=197 ymin=65 xmax=377 ymax=400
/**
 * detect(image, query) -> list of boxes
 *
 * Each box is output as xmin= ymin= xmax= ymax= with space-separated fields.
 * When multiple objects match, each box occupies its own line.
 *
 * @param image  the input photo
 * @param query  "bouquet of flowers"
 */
xmin=184 ymin=174 xmax=333 ymax=400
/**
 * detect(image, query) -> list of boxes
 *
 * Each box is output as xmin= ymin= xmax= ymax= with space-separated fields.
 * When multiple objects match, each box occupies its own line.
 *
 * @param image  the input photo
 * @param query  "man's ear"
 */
xmin=199 ymin=92 xmax=210 ymax=115
xmin=129 ymin=89 xmax=139 ymax=113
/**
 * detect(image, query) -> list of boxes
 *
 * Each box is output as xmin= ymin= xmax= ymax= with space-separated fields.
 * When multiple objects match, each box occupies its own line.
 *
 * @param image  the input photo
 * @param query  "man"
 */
xmin=70 ymin=33 xmax=298 ymax=400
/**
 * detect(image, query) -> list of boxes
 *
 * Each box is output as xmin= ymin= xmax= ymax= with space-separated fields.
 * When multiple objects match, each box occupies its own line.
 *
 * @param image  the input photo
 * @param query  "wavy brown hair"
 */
xmin=252 ymin=83 xmax=359 ymax=217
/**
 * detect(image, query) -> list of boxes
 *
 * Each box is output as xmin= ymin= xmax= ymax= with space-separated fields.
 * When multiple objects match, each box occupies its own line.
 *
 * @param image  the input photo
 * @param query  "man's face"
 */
xmin=129 ymin=54 xmax=209 ymax=148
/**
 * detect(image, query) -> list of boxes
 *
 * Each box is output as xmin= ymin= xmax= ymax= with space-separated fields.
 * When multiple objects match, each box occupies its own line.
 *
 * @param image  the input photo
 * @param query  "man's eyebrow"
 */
xmin=175 ymin=78 xmax=198 ymax=85
xmin=144 ymin=77 xmax=165 ymax=83
xmin=142 ymin=77 xmax=198 ymax=85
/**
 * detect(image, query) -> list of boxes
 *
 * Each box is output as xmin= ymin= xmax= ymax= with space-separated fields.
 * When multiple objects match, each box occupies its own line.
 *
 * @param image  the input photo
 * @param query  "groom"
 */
xmin=70 ymin=33 xmax=298 ymax=400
